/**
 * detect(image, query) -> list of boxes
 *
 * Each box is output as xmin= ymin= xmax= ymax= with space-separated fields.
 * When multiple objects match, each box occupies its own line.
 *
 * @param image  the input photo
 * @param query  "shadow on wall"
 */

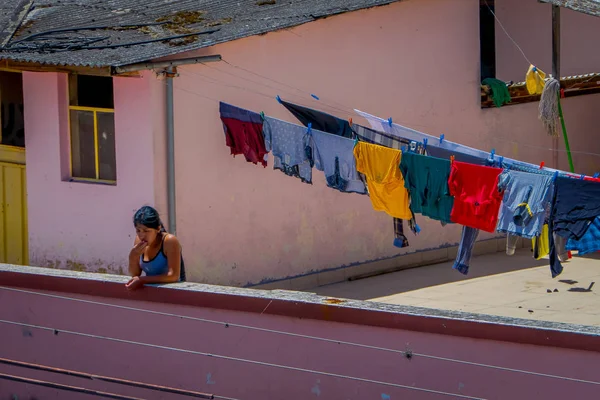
xmin=312 ymin=250 xmax=548 ymax=300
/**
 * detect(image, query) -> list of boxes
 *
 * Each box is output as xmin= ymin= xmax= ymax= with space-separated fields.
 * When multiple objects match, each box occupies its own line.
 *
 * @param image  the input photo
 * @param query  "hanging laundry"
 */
xmin=506 ymin=234 xmax=521 ymax=255
xmin=263 ymin=116 xmax=313 ymax=184
xmin=496 ymin=170 xmax=553 ymax=239
xmin=393 ymin=218 xmax=409 ymax=248
xmin=353 ymin=141 xmax=412 ymax=220
xmin=453 ymin=226 xmax=480 ymax=275
xmin=280 ymin=99 xmax=353 ymax=138
xmin=448 ymin=161 xmax=504 ymax=232
xmin=532 ymin=224 xmax=550 ymax=259
xmin=482 ymin=78 xmax=511 ymax=107
xmin=219 ymin=102 xmax=268 ymax=167
xmin=566 ymin=217 xmax=600 ymax=255
xmin=525 ymin=64 xmax=546 ymax=95
xmin=310 ymin=130 xmax=366 ymax=195
xmin=425 ymin=146 xmax=487 ymax=166
xmin=399 ymin=152 xmax=454 ymax=224
xmin=352 ymin=124 xmax=410 ymax=150
xmin=549 ymin=177 xmax=600 ymax=277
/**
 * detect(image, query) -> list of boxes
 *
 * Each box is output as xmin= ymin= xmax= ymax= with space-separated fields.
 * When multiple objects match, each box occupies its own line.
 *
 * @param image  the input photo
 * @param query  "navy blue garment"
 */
xmin=549 ymin=177 xmax=600 ymax=277
xmin=426 ymin=146 xmax=487 ymax=166
xmin=280 ymin=100 xmax=353 ymax=138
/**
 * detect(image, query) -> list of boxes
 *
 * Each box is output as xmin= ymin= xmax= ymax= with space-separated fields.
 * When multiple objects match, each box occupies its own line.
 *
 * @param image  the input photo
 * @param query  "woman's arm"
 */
xmin=128 ymin=236 xmax=144 ymax=277
xmin=138 ymin=234 xmax=181 ymax=284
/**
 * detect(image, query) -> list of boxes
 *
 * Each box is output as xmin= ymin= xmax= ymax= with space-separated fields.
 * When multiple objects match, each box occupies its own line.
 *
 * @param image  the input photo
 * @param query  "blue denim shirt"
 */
xmin=496 ymin=170 xmax=553 ymax=239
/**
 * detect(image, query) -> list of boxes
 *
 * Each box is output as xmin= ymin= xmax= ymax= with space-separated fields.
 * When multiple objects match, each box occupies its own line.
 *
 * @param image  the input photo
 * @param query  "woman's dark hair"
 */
xmin=133 ymin=206 xmax=165 ymax=232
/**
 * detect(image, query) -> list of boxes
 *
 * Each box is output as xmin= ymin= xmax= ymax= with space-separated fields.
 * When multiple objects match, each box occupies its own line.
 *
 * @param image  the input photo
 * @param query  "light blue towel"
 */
xmin=263 ymin=117 xmax=313 ymax=184
xmin=496 ymin=170 xmax=553 ymax=239
xmin=310 ymin=130 xmax=366 ymax=194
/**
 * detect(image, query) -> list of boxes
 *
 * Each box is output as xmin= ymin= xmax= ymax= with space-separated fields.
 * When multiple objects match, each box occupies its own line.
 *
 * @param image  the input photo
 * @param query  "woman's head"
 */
xmin=133 ymin=206 xmax=164 ymax=244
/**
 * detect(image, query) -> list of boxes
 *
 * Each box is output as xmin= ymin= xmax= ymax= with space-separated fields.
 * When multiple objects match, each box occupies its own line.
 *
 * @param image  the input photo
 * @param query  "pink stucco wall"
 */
xmin=23 ymin=72 xmax=161 ymax=273
xmin=495 ymin=0 xmax=600 ymax=82
xmin=1 ymin=280 xmax=599 ymax=400
xmin=157 ymin=0 xmax=600 ymax=285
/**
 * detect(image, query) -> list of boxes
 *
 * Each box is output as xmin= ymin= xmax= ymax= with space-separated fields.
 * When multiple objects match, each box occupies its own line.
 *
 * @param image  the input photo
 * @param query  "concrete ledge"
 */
xmin=1 ymin=263 xmax=599 ymax=353
xmin=255 ymin=237 xmax=512 ymax=291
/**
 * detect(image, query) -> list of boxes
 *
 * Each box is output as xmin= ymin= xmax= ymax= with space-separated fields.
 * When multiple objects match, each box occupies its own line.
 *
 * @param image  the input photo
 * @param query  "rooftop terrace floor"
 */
xmin=309 ymin=249 xmax=600 ymax=327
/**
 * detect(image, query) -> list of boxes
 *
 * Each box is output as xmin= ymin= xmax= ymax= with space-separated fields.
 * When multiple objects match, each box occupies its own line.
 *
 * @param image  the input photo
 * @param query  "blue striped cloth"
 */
xmin=566 ymin=217 xmax=600 ymax=255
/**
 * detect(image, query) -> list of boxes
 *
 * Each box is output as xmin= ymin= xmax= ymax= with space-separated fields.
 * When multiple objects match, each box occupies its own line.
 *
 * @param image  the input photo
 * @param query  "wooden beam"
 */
xmin=0 ymin=60 xmax=140 ymax=77
xmin=551 ymin=4 xmax=560 ymax=169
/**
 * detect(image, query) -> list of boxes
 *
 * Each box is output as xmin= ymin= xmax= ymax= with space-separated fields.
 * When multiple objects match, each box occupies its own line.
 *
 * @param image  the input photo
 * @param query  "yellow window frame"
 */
xmin=68 ymin=105 xmax=116 ymax=184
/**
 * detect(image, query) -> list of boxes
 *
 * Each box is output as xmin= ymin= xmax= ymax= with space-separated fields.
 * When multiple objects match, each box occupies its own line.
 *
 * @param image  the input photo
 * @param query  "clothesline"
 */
xmin=218 ymin=99 xmax=600 ymax=279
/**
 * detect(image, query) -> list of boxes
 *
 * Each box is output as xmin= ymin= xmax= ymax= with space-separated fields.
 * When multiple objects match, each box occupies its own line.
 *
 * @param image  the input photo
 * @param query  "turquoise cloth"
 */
xmin=399 ymin=152 xmax=454 ymax=223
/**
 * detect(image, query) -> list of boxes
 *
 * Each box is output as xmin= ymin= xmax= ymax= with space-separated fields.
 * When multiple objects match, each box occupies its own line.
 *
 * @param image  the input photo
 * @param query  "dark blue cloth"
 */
xmin=566 ymin=217 xmax=600 ymax=255
xmin=549 ymin=177 xmax=600 ymax=277
xmin=426 ymin=146 xmax=487 ymax=165
xmin=219 ymin=102 xmax=262 ymax=124
xmin=280 ymin=100 xmax=353 ymax=138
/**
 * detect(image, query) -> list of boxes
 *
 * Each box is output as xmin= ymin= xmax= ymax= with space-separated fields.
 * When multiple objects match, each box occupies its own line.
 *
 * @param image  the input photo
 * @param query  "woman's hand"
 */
xmin=129 ymin=240 xmax=147 ymax=260
xmin=125 ymin=276 xmax=144 ymax=291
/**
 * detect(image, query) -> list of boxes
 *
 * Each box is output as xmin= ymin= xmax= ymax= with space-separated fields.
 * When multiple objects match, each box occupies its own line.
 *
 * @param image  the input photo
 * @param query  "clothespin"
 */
xmin=353 ymin=136 xmax=359 ymax=148
xmin=388 ymin=117 xmax=393 ymax=127
xmin=415 ymin=223 xmax=421 ymax=234
xmin=401 ymin=145 xmax=407 ymax=153
xmin=490 ymin=148 xmax=495 ymax=161
xmin=311 ymin=94 xmax=320 ymax=100
xmin=532 ymin=66 xmax=537 ymax=72
xmin=348 ymin=118 xmax=353 ymax=125
xmin=307 ymin=122 xmax=312 ymax=135
xmin=439 ymin=134 xmax=445 ymax=144
xmin=552 ymin=171 xmax=559 ymax=182
xmin=539 ymin=161 xmax=545 ymax=170
xmin=498 ymin=156 xmax=504 ymax=166
xmin=580 ymin=174 xmax=585 ymax=180
xmin=276 ymin=95 xmax=282 ymax=104
xmin=450 ymin=155 xmax=455 ymax=164
xmin=423 ymin=138 xmax=428 ymax=151
xmin=560 ymin=88 xmax=565 ymax=99
xmin=593 ymin=172 xmax=599 ymax=178
xmin=259 ymin=111 xmax=265 ymax=121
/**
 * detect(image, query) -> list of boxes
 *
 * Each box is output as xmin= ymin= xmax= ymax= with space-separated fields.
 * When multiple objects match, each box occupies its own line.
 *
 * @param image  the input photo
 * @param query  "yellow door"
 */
xmin=0 ymin=145 xmax=27 ymax=265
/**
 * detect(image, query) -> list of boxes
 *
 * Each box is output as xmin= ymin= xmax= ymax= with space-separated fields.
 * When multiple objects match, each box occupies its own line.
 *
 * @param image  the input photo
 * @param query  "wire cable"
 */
xmin=0 ymin=318 xmax=485 ymax=400
xmin=2 ymin=286 xmax=599 ymax=387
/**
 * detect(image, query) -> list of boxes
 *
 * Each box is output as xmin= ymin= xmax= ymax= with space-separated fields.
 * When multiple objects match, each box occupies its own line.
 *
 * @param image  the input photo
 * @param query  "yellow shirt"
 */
xmin=353 ymin=141 xmax=412 ymax=220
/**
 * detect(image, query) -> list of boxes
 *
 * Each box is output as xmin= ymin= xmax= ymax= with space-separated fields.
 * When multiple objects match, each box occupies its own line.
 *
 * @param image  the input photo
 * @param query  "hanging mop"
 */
xmin=538 ymin=74 xmax=575 ymax=173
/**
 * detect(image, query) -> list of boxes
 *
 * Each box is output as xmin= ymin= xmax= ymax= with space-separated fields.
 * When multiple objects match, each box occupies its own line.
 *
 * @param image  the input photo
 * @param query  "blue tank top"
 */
xmin=139 ymin=235 xmax=186 ymax=281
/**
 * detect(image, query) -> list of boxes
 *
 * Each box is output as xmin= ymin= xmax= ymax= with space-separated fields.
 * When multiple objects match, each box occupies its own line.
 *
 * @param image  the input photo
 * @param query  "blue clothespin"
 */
xmin=552 ymin=171 xmax=559 ymax=182
xmin=423 ymin=138 xmax=428 ymax=151
xmin=388 ymin=117 xmax=393 ymax=127
xmin=276 ymin=95 xmax=282 ymax=104
xmin=532 ymin=66 xmax=537 ymax=72
xmin=401 ymin=145 xmax=407 ymax=153
xmin=307 ymin=122 xmax=312 ymax=135
xmin=594 ymin=173 xmax=600 ymax=178
xmin=580 ymin=174 xmax=585 ymax=180
xmin=310 ymin=94 xmax=320 ymax=100
xmin=490 ymin=148 xmax=495 ymax=161
xmin=439 ymin=134 xmax=445 ymax=144
xmin=353 ymin=136 xmax=359 ymax=148
xmin=415 ymin=223 xmax=421 ymax=234
xmin=498 ymin=156 xmax=504 ymax=166
xmin=259 ymin=111 xmax=265 ymax=120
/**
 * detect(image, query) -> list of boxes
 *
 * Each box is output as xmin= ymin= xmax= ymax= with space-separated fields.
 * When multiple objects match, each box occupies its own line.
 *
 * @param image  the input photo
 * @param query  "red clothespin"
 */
xmin=450 ymin=155 xmax=455 ymax=164
xmin=568 ymin=250 xmax=572 ymax=259
xmin=539 ymin=161 xmax=545 ymax=170
xmin=560 ymin=88 xmax=565 ymax=99
xmin=349 ymin=118 xmax=353 ymax=125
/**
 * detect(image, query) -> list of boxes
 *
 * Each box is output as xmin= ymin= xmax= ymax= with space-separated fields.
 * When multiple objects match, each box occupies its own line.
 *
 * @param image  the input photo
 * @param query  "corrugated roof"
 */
xmin=0 ymin=0 xmax=402 ymax=68
xmin=539 ymin=0 xmax=600 ymax=17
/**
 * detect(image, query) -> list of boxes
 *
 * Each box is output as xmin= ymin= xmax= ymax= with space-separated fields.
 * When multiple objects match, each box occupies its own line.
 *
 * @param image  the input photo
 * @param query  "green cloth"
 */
xmin=399 ymin=152 xmax=454 ymax=224
xmin=483 ymin=78 xmax=511 ymax=107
